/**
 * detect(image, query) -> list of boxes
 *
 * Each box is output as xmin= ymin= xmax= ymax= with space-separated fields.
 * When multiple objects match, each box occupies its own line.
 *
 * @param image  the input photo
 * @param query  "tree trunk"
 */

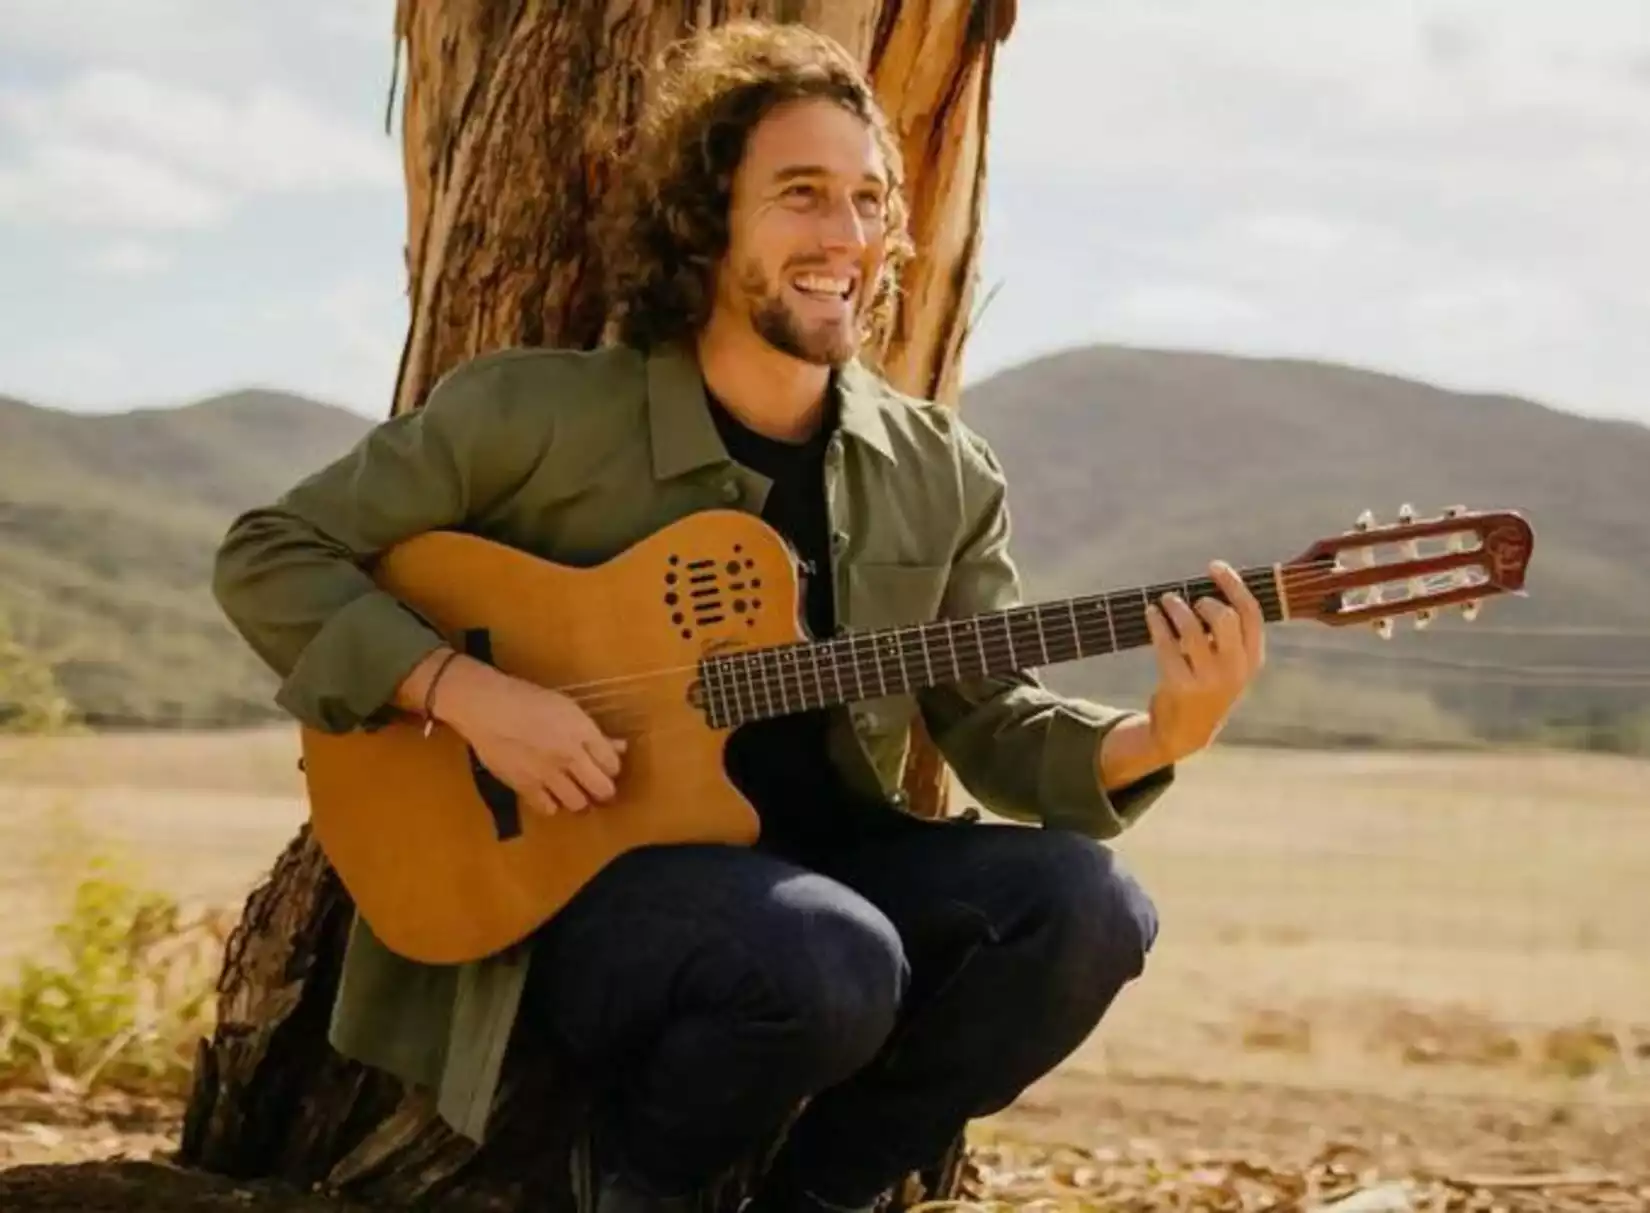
xmin=179 ymin=2 xmax=1013 ymax=1207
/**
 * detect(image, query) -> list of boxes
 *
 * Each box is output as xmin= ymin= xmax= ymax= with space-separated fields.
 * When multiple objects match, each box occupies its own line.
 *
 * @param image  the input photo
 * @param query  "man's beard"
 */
xmin=740 ymin=261 xmax=861 ymax=366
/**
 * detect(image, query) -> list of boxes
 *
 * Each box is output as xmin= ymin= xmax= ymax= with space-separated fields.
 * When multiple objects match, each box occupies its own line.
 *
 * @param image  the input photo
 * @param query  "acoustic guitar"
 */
xmin=299 ymin=503 xmax=1535 ymax=965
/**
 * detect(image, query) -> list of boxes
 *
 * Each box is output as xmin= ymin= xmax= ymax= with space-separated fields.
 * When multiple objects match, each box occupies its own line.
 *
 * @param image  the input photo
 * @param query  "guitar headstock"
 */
xmin=1282 ymin=504 xmax=1534 ymax=636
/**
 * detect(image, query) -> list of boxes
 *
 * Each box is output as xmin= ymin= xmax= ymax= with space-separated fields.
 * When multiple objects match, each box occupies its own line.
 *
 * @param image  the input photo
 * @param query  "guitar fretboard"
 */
xmin=698 ymin=567 xmax=1284 ymax=728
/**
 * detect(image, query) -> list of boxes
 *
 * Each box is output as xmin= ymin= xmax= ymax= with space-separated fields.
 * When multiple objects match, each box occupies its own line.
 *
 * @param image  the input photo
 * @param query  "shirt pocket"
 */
xmin=840 ymin=560 xmax=952 ymax=734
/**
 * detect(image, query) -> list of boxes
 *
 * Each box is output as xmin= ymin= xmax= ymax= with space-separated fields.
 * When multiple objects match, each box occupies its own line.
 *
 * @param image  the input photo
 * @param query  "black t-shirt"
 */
xmin=706 ymin=392 xmax=853 ymax=858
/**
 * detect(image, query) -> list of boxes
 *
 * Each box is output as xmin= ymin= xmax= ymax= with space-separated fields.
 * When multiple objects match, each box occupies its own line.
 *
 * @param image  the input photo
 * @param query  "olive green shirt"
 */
xmin=211 ymin=340 xmax=1173 ymax=1143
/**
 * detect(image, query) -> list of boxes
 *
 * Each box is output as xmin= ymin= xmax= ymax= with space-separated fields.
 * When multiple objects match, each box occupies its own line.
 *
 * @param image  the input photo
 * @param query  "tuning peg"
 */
xmin=1442 ymin=504 xmax=1467 ymax=518
xmin=1373 ymin=617 xmax=1393 ymax=639
xmin=1414 ymin=609 xmax=1433 ymax=629
xmin=1354 ymin=509 xmax=1376 ymax=532
xmin=1461 ymin=600 xmax=1480 ymax=622
xmin=1397 ymin=503 xmax=1416 ymax=523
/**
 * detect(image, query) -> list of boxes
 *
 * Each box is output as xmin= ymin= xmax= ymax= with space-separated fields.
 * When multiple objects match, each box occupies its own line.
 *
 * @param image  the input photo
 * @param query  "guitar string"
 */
xmin=486 ymin=558 xmax=1475 ymax=705
xmin=438 ymin=577 xmax=1485 ymax=739
xmin=557 ymin=612 xmax=1350 ymax=738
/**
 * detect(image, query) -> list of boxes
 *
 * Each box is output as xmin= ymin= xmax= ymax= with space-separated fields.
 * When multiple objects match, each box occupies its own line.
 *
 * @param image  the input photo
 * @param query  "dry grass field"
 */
xmin=1 ymin=727 xmax=1647 ymax=1208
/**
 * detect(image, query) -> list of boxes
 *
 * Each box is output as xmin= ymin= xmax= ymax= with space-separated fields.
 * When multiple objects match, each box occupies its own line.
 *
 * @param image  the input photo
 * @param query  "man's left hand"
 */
xmin=1143 ymin=559 xmax=1267 ymax=762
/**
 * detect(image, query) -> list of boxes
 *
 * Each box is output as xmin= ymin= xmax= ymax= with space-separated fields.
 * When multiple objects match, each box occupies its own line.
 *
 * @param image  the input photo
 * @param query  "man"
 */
xmin=213 ymin=20 xmax=1265 ymax=1213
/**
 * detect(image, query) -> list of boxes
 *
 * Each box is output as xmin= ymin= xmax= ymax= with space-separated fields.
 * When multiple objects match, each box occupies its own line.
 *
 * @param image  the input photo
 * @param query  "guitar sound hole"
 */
xmin=664 ymin=549 xmax=755 ymax=637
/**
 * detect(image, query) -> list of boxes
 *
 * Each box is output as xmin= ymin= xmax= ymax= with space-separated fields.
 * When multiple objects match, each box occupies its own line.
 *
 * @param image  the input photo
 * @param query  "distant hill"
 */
xmin=0 ymin=350 xmax=1645 ymax=752
xmin=958 ymin=346 xmax=1650 ymax=751
xmin=0 ymin=390 xmax=371 ymax=726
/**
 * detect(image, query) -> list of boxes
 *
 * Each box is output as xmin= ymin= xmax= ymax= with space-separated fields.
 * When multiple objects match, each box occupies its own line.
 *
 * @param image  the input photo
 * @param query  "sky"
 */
xmin=1 ymin=1 xmax=1645 ymax=427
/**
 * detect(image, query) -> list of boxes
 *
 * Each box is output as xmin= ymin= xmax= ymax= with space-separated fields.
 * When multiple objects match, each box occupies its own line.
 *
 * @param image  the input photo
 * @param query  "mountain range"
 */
xmin=1 ymin=347 xmax=1645 ymax=751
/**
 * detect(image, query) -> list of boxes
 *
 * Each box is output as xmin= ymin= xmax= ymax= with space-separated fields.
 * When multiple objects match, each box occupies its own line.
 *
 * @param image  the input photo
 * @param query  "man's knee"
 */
xmin=749 ymin=874 xmax=909 ymax=1089
xmin=1023 ymin=829 xmax=1159 ymax=990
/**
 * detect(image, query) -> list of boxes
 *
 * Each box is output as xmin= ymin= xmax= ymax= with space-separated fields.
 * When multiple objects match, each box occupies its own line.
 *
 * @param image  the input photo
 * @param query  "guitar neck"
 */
xmin=700 ymin=565 xmax=1286 ymax=728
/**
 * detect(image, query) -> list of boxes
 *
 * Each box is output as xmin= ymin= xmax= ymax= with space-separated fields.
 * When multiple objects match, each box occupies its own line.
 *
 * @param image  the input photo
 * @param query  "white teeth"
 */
xmin=794 ymin=274 xmax=852 ymax=298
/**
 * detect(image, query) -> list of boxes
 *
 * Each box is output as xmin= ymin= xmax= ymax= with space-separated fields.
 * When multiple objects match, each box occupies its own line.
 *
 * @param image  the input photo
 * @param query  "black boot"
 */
xmin=739 ymin=1177 xmax=883 ymax=1213
xmin=570 ymin=1122 xmax=707 ymax=1213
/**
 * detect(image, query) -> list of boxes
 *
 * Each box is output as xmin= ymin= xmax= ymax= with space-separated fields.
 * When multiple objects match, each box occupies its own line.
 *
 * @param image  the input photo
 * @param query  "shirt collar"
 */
xmin=644 ymin=341 xmax=897 ymax=481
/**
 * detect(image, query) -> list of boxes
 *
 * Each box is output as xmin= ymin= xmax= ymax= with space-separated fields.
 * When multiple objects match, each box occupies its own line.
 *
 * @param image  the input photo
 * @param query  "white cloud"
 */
xmin=3 ymin=0 xmax=390 ymax=82
xmin=0 ymin=142 xmax=227 ymax=228
xmin=25 ymin=70 xmax=397 ymax=193
xmin=313 ymin=274 xmax=406 ymax=409
xmin=80 ymin=239 xmax=173 ymax=277
xmin=1234 ymin=213 xmax=1356 ymax=256
xmin=0 ymin=68 xmax=397 ymax=231
xmin=971 ymin=0 xmax=1650 ymax=422
xmin=1108 ymin=283 xmax=1266 ymax=329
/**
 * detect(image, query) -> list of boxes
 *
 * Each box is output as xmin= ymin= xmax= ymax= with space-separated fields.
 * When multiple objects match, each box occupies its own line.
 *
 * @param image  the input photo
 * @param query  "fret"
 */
xmin=919 ymin=623 xmax=935 ymax=686
xmin=791 ymin=649 xmax=808 ymax=712
xmin=1065 ymin=599 xmax=1081 ymax=661
xmin=848 ymin=632 xmax=866 ymax=700
xmin=755 ymin=652 xmax=774 ymax=718
xmin=1032 ymin=605 xmax=1050 ymax=666
xmin=1102 ymin=595 xmax=1119 ymax=654
xmin=808 ymin=643 xmax=824 ymax=711
xmin=779 ymin=649 xmax=800 ymax=714
xmin=1004 ymin=610 xmax=1028 ymax=670
xmin=944 ymin=621 xmax=962 ymax=681
xmin=894 ymin=626 xmax=916 ymax=695
xmin=732 ymin=653 xmax=753 ymax=724
xmin=712 ymin=660 xmax=732 ymax=726
xmin=761 ymin=652 xmax=779 ymax=715
xmin=703 ymin=660 xmax=724 ymax=727
xmin=972 ymin=618 xmax=987 ymax=676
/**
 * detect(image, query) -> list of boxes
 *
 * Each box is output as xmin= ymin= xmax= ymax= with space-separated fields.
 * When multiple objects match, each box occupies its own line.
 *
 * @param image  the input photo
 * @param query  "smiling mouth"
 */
xmin=790 ymin=272 xmax=856 ymax=304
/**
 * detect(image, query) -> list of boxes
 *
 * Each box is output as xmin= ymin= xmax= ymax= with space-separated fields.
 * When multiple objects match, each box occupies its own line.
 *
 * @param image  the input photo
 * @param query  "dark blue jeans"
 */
xmin=522 ymin=806 xmax=1159 ymax=1206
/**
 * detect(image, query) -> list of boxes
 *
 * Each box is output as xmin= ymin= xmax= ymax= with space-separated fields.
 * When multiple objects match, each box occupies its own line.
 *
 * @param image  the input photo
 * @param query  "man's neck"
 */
xmin=695 ymin=318 xmax=834 ymax=444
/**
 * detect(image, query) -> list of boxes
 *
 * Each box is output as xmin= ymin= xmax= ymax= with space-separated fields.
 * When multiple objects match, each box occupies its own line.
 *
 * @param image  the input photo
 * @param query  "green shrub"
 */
xmin=0 ymin=611 xmax=228 ymax=1096
xmin=0 ymin=852 xmax=229 ymax=1096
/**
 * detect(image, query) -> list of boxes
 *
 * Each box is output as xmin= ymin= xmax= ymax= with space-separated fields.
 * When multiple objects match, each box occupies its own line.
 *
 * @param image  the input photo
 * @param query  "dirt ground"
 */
xmin=1 ymin=728 xmax=1647 ymax=1210
xmin=1 ymin=1071 xmax=1645 ymax=1211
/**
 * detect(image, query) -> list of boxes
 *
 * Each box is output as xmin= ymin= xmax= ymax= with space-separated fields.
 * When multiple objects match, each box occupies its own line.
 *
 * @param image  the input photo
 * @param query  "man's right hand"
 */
xmin=397 ymin=648 xmax=628 ymax=817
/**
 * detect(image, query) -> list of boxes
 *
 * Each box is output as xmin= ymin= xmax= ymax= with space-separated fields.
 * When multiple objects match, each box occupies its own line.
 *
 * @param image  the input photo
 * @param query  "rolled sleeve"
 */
xmin=919 ymin=424 xmax=1174 ymax=837
xmin=212 ymin=351 xmax=547 ymax=733
xmin=272 ymin=593 xmax=449 ymax=733
xmin=1036 ymin=706 xmax=1175 ymax=838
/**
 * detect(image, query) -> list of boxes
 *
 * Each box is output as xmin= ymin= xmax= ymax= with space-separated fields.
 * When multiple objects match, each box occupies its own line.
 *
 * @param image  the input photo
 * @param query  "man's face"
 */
xmin=717 ymin=97 xmax=890 ymax=366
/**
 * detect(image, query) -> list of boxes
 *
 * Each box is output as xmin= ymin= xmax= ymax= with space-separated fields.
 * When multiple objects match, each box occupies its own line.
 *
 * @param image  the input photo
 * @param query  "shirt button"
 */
xmin=719 ymin=479 xmax=741 ymax=503
xmin=830 ymin=529 xmax=848 ymax=551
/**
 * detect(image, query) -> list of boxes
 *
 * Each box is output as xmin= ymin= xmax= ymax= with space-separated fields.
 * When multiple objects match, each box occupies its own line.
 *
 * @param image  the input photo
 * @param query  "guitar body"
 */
xmin=299 ymin=510 xmax=802 ymax=966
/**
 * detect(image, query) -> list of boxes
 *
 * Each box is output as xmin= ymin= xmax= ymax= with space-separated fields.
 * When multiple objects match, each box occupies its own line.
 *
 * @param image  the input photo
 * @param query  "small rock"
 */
xmin=1313 ymin=1182 xmax=1415 ymax=1212
xmin=20 ymin=1124 xmax=65 ymax=1148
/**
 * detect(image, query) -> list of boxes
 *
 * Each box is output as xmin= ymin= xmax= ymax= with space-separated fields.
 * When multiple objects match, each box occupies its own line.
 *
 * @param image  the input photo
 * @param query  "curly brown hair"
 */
xmin=601 ymin=21 xmax=914 ymax=354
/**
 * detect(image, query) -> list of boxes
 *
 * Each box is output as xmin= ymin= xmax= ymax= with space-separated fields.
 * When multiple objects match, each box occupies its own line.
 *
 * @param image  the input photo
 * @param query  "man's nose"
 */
xmin=818 ymin=193 xmax=869 ymax=252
